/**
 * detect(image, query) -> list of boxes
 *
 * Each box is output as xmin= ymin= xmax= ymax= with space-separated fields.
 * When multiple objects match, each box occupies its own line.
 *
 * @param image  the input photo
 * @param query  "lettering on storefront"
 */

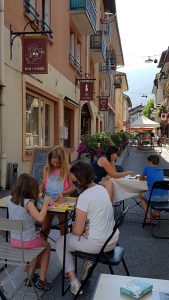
xmin=22 ymin=36 xmax=48 ymax=74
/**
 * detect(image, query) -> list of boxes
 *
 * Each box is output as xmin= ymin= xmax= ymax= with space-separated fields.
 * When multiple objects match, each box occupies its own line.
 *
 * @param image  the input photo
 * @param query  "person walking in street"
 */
xmin=55 ymin=162 xmax=119 ymax=295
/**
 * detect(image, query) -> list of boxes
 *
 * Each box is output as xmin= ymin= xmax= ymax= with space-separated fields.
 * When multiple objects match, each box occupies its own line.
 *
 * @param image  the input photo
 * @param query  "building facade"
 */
xmin=152 ymin=47 xmax=169 ymax=137
xmin=0 ymin=0 xmax=125 ymax=188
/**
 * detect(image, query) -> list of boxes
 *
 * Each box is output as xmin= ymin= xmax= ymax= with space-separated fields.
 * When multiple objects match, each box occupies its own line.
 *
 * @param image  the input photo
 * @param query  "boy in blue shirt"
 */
xmin=140 ymin=154 xmax=168 ymax=223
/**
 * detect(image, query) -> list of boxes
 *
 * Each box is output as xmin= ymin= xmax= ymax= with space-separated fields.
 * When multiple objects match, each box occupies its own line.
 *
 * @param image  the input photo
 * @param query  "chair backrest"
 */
xmin=0 ymin=218 xmax=25 ymax=232
xmin=100 ymin=207 xmax=128 ymax=253
xmin=0 ymin=218 xmax=26 ymax=262
xmin=163 ymin=169 xmax=169 ymax=178
xmin=149 ymin=180 xmax=169 ymax=200
xmin=0 ymin=218 xmax=24 ymax=232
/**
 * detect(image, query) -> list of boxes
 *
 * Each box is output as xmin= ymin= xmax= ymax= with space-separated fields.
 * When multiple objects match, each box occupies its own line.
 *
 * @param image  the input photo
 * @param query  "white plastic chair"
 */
xmin=0 ymin=218 xmax=45 ymax=299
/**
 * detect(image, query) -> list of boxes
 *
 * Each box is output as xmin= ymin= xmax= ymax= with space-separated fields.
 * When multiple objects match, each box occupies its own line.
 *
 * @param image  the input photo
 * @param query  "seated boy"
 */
xmin=140 ymin=154 xmax=168 ymax=223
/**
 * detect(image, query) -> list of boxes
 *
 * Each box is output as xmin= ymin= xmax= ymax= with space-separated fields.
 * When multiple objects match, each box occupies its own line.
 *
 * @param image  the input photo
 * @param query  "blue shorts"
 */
xmin=144 ymin=191 xmax=168 ymax=202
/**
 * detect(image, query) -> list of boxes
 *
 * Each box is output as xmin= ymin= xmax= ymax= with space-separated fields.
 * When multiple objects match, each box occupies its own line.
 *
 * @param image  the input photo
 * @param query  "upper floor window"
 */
xmin=24 ymin=0 xmax=53 ymax=37
xmin=24 ymin=0 xmax=39 ymax=20
xmin=69 ymin=33 xmax=82 ymax=73
xmin=42 ymin=0 xmax=51 ymax=30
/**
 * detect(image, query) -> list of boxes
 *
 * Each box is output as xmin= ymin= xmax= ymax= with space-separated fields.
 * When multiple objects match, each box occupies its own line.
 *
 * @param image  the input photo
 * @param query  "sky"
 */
xmin=115 ymin=0 xmax=169 ymax=107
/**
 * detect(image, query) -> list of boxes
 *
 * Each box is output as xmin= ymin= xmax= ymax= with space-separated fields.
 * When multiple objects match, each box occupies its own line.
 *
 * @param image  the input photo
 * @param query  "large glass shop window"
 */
xmin=26 ymin=93 xmax=51 ymax=147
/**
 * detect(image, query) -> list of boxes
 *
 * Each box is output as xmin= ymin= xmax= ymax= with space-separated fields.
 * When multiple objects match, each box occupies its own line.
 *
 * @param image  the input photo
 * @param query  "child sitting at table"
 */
xmin=40 ymin=146 xmax=76 ymax=236
xmin=140 ymin=154 xmax=168 ymax=223
xmin=8 ymin=173 xmax=51 ymax=291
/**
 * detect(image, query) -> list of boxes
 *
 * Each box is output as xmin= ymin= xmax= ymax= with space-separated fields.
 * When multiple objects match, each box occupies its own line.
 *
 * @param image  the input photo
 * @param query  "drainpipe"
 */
xmin=0 ymin=0 xmax=7 ymax=189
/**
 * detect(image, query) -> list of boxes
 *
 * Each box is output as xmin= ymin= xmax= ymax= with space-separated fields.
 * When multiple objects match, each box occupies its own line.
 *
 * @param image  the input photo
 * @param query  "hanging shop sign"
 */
xmin=22 ymin=36 xmax=48 ymax=74
xmin=80 ymin=81 xmax=94 ymax=101
xmin=99 ymin=98 xmax=108 ymax=111
xmin=160 ymin=113 xmax=167 ymax=123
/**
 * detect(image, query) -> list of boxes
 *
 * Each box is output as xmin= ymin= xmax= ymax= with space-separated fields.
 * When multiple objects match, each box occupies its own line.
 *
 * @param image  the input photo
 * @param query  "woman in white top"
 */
xmin=56 ymin=162 xmax=119 ymax=295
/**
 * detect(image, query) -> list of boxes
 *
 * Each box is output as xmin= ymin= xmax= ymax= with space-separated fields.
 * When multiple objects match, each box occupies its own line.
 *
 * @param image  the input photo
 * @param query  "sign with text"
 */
xmin=22 ymin=36 xmax=48 ymax=74
xmin=99 ymin=98 xmax=108 ymax=111
xmin=80 ymin=81 xmax=94 ymax=101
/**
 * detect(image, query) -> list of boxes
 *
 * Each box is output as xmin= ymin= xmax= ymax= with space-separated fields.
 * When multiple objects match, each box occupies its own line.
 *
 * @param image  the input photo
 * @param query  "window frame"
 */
xmin=23 ymin=89 xmax=54 ymax=160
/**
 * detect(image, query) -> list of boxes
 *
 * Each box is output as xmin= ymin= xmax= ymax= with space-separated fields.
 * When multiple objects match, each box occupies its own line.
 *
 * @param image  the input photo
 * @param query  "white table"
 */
xmin=93 ymin=274 xmax=169 ymax=299
xmin=110 ymin=178 xmax=148 ymax=203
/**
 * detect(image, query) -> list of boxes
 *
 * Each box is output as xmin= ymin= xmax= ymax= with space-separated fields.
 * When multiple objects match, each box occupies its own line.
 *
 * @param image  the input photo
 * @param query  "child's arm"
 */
xmin=27 ymin=196 xmax=51 ymax=223
xmin=58 ymin=172 xmax=76 ymax=198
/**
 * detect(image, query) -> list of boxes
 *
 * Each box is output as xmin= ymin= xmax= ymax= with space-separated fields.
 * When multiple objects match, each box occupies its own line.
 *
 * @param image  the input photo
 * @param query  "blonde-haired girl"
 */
xmin=41 ymin=146 xmax=75 ymax=236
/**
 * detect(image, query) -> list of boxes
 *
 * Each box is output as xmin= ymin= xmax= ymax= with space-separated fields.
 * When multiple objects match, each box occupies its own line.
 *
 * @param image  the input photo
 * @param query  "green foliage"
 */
xmin=77 ymin=132 xmax=114 ymax=158
xmin=156 ymin=103 xmax=167 ymax=117
xmin=142 ymin=99 xmax=154 ymax=119
xmin=111 ymin=131 xmax=129 ymax=147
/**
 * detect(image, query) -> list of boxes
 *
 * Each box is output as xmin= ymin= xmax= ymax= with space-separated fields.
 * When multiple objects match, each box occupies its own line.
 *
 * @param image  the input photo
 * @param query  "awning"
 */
xmin=130 ymin=116 xmax=160 ymax=129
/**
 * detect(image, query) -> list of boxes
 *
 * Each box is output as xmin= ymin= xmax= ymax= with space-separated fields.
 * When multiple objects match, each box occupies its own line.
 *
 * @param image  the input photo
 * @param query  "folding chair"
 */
xmin=142 ymin=181 xmax=169 ymax=239
xmin=73 ymin=207 xmax=129 ymax=299
xmin=0 ymin=218 xmax=45 ymax=299
xmin=163 ymin=169 xmax=169 ymax=178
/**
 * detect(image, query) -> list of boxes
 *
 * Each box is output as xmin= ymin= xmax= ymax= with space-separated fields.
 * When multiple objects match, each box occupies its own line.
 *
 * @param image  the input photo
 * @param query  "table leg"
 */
xmin=61 ymin=210 xmax=71 ymax=296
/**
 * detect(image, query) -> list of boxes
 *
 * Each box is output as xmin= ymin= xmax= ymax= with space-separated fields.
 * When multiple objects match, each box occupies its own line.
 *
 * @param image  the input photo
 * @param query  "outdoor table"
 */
xmin=0 ymin=195 xmax=77 ymax=296
xmin=109 ymin=177 xmax=148 ymax=203
xmin=92 ymin=274 xmax=169 ymax=299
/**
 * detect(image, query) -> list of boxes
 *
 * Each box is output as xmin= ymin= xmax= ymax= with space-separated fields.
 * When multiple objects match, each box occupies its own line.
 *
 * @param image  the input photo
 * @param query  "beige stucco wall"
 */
xmin=4 ymin=24 xmax=98 ymax=175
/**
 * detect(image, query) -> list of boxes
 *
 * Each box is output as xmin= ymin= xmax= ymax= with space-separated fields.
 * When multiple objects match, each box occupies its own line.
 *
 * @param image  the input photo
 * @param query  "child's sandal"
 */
xmin=35 ymin=278 xmax=52 ymax=291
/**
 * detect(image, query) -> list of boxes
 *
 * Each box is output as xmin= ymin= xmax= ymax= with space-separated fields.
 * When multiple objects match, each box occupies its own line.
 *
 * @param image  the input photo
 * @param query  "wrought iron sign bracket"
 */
xmin=10 ymin=21 xmax=53 ymax=59
xmin=75 ymin=77 xmax=96 ymax=86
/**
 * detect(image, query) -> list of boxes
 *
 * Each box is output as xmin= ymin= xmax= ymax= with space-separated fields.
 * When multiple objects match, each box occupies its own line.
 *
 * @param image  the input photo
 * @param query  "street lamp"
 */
xmin=145 ymin=56 xmax=158 ymax=64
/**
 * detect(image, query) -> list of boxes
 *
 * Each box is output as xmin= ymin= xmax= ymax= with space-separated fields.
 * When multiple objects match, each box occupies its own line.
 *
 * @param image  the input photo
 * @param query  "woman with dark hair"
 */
xmin=92 ymin=146 xmax=135 ymax=199
xmin=56 ymin=162 xmax=118 ymax=295
xmin=92 ymin=146 xmax=134 ymax=183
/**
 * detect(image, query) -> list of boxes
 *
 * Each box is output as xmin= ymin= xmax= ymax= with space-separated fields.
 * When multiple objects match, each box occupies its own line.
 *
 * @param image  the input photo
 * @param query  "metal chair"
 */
xmin=142 ymin=181 xmax=169 ymax=238
xmin=73 ymin=207 xmax=129 ymax=299
xmin=0 ymin=218 xmax=45 ymax=299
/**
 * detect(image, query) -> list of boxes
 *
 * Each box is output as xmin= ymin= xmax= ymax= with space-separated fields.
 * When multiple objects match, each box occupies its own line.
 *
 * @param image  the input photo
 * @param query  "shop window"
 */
xmin=26 ymin=93 xmax=53 ymax=148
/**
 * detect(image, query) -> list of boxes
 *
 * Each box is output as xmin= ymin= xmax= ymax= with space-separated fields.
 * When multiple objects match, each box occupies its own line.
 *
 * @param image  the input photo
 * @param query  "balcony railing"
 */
xmin=24 ymin=0 xmax=53 ymax=37
xmin=69 ymin=53 xmax=82 ymax=73
xmin=90 ymin=31 xmax=106 ymax=62
xmin=99 ymin=64 xmax=110 ymax=73
xmin=101 ymin=22 xmax=112 ymax=44
xmin=70 ymin=0 xmax=96 ymax=33
xmin=24 ymin=0 xmax=39 ymax=22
